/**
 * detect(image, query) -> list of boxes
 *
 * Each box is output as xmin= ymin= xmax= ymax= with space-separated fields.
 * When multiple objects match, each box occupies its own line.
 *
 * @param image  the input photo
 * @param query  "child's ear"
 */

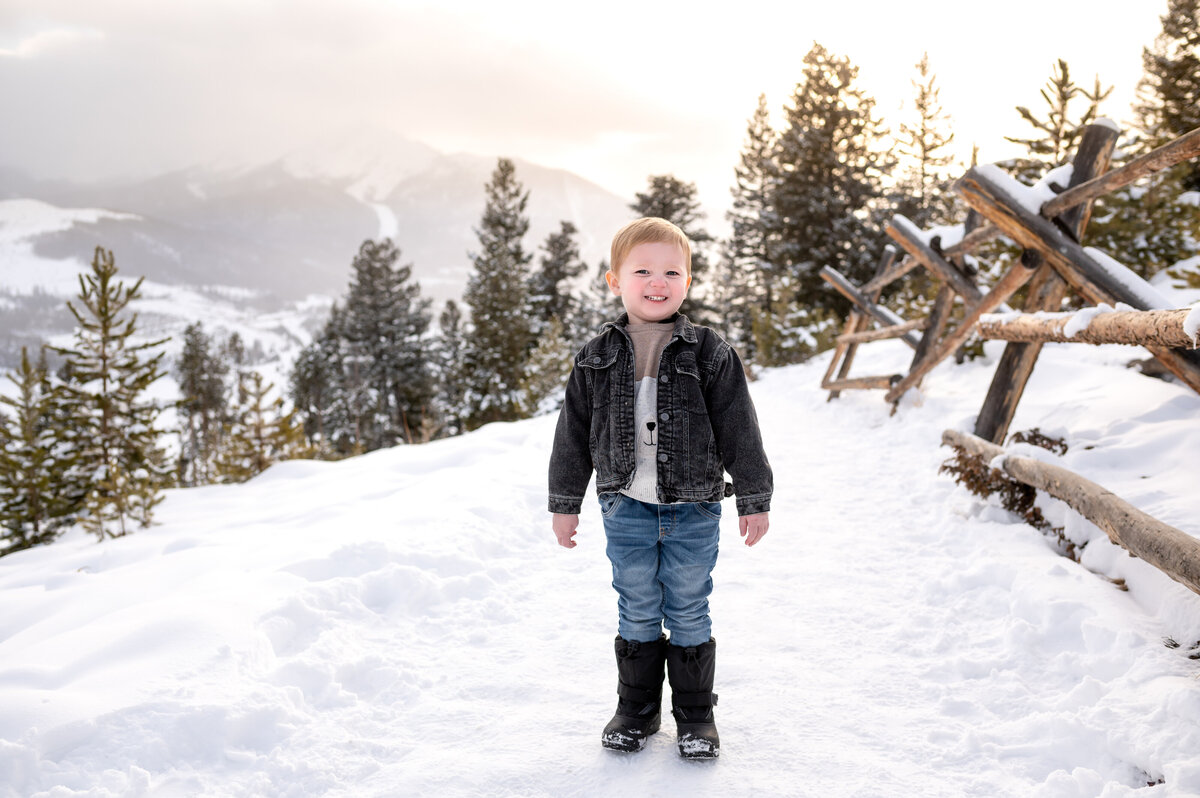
xmin=605 ymin=269 xmax=621 ymax=295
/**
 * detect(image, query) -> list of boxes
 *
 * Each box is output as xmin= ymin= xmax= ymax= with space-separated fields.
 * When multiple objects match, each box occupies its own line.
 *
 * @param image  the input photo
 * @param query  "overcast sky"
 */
xmin=0 ymin=0 xmax=1169 ymax=216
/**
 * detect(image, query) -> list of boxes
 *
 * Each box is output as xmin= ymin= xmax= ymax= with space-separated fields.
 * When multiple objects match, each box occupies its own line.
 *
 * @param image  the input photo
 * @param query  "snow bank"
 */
xmin=1 ymin=340 xmax=1199 ymax=797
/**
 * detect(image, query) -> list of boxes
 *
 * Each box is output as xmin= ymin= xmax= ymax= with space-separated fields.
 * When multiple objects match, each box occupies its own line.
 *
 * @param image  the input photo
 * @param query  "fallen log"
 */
xmin=861 ymin=254 xmax=921 ymax=296
xmin=1042 ymin=126 xmax=1200 ymax=220
xmin=942 ymin=429 xmax=1200 ymax=597
xmin=819 ymin=266 xmax=922 ymax=350
xmin=976 ymin=307 xmax=1198 ymax=348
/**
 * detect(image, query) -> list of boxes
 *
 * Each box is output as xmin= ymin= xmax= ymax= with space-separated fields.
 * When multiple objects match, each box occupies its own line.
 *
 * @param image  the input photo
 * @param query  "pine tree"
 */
xmin=896 ymin=53 xmax=958 ymax=228
xmin=724 ymin=93 xmax=781 ymax=360
xmin=0 ymin=348 xmax=81 ymax=553
xmin=175 ymin=322 xmax=229 ymax=486
xmin=217 ymin=370 xmax=305 ymax=483
xmin=1136 ymin=0 xmax=1200 ymax=189
xmin=289 ymin=325 xmax=341 ymax=457
xmin=770 ymin=42 xmax=892 ymax=359
xmin=577 ymin=258 xmax=619 ymax=346
xmin=52 ymin=247 xmax=170 ymax=539
xmin=432 ymin=299 xmax=467 ymax=438
xmin=630 ymin=175 xmax=716 ymax=327
xmin=342 ymin=239 xmax=434 ymax=448
xmin=888 ymin=53 xmax=961 ymax=319
xmin=1092 ymin=0 xmax=1200 ymax=283
xmin=519 ymin=315 xmax=574 ymax=416
xmin=1002 ymin=59 xmax=1112 ymax=183
xmin=528 ymin=221 xmax=587 ymax=337
xmin=462 ymin=158 xmax=536 ymax=430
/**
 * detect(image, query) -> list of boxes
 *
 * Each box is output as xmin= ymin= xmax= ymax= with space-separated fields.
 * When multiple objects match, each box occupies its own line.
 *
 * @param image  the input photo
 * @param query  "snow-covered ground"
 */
xmin=2 ymin=328 xmax=1200 ymax=797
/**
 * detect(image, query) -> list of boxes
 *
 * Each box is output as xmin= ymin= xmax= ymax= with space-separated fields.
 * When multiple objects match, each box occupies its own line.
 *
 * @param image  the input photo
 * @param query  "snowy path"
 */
xmin=3 ymin=342 xmax=1200 ymax=797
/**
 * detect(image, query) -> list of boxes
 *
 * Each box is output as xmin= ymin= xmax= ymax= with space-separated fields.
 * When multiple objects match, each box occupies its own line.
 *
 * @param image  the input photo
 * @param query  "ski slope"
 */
xmin=2 ymin=336 xmax=1200 ymax=797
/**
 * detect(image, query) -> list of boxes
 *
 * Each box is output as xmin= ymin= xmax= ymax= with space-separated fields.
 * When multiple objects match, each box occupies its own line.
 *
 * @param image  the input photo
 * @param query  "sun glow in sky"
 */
xmin=0 ymin=0 xmax=1168 ymax=219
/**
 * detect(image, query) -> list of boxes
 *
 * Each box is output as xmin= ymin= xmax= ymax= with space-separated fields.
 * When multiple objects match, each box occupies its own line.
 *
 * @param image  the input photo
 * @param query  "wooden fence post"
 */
xmin=974 ymin=123 xmax=1120 ymax=443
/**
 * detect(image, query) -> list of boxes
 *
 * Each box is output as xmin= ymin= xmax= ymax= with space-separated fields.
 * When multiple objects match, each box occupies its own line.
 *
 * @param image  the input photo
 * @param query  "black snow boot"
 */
xmin=666 ymin=638 xmax=720 ymax=758
xmin=601 ymin=635 xmax=668 ymax=752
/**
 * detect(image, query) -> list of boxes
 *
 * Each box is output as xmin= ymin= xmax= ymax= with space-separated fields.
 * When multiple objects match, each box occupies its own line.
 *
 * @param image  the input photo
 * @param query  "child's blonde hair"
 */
xmin=609 ymin=217 xmax=692 ymax=276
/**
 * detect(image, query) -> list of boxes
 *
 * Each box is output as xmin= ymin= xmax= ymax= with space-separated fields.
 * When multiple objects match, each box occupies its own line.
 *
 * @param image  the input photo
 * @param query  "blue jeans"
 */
xmin=599 ymin=493 xmax=721 ymax=648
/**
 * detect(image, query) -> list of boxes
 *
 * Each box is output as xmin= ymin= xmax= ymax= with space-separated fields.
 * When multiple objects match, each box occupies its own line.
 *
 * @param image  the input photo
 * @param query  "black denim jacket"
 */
xmin=548 ymin=313 xmax=772 ymax=517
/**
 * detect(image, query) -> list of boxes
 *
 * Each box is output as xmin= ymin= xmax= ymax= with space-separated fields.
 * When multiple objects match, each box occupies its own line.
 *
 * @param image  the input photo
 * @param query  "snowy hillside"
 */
xmin=2 ymin=326 xmax=1200 ymax=796
xmin=1 ymin=134 xmax=633 ymax=307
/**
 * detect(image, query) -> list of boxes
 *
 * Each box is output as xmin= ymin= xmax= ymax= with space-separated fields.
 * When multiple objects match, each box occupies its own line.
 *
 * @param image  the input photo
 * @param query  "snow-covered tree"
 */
xmin=528 ymin=221 xmax=587 ymax=338
xmin=52 ymin=247 xmax=170 ymax=539
xmin=462 ymin=158 xmax=536 ymax=430
xmin=0 ymin=348 xmax=83 ymax=554
xmin=432 ymin=299 xmax=467 ymax=438
xmin=1136 ymin=0 xmax=1200 ymax=190
xmin=175 ymin=322 xmax=230 ymax=486
xmin=723 ymin=93 xmax=781 ymax=360
xmin=342 ymin=239 xmax=434 ymax=448
xmin=769 ymin=42 xmax=891 ymax=358
xmin=217 ymin=370 xmax=306 ymax=483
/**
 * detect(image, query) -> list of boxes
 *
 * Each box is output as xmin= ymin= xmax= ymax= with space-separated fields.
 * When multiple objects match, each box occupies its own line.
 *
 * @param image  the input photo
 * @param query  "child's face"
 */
xmin=605 ymin=241 xmax=691 ymax=325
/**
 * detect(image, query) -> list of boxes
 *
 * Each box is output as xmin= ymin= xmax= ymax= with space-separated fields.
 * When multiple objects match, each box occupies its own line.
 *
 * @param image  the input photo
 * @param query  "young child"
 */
xmin=548 ymin=217 xmax=772 ymax=758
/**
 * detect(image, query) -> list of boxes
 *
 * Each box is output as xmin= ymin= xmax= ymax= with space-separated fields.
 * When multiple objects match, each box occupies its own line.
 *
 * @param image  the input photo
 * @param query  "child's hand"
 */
xmin=739 ymin=512 xmax=769 ymax=547
xmin=553 ymin=513 xmax=580 ymax=549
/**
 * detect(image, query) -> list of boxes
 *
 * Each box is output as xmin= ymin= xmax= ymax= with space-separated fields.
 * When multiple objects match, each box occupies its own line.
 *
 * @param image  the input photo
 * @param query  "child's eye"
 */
xmin=634 ymin=269 xmax=650 ymax=275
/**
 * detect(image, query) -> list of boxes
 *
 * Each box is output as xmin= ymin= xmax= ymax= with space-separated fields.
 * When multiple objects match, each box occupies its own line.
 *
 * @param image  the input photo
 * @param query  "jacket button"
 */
xmin=659 ymin=412 xmax=669 ymax=421
xmin=592 ymin=356 xmax=601 ymax=364
xmin=658 ymin=453 xmax=668 ymax=463
xmin=659 ymin=375 xmax=669 ymax=384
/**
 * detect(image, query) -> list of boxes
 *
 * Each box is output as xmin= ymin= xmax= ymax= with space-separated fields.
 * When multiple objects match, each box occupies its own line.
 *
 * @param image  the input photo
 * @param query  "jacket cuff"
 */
xmin=549 ymin=494 xmax=584 ymax=515
xmin=735 ymin=493 xmax=771 ymax=516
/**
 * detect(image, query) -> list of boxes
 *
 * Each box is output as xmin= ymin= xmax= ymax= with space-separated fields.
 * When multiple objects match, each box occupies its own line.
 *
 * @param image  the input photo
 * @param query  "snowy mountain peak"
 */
xmin=280 ymin=128 xmax=442 ymax=201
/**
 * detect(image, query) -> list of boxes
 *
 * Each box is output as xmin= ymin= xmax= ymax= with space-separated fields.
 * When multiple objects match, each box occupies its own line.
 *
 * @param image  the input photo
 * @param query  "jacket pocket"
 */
xmin=577 ymin=349 xmax=620 ymax=408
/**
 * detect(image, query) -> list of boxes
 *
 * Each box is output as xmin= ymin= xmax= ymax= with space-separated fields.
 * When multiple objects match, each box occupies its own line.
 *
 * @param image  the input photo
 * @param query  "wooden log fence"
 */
xmin=976 ymin=307 xmax=1199 ymax=349
xmin=817 ymin=123 xmax=1200 ymax=600
xmin=819 ymin=121 xmax=1200 ymax=412
xmin=943 ymin=429 xmax=1200 ymax=598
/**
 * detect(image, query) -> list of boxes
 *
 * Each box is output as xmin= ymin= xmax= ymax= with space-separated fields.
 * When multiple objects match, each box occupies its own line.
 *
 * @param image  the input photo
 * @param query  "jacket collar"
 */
xmin=603 ymin=312 xmax=697 ymax=344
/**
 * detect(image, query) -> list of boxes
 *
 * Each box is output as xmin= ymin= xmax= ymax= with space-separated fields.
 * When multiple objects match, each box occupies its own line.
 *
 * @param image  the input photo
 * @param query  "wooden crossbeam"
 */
xmin=836 ymin=319 xmax=927 ymax=345
xmin=884 ymin=254 xmax=1040 ymax=404
xmin=1041 ymin=125 xmax=1200 ymax=219
xmin=824 ymin=374 xmax=902 ymax=392
xmin=886 ymin=216 xmax=984 ymax=305
xmin=975 ymin=307 xmax=1198 ymax=348
xmin=956 ymin=162 xmax=1200 ymax=394
xmin=819 ymin=266 xmax=922 ymax=350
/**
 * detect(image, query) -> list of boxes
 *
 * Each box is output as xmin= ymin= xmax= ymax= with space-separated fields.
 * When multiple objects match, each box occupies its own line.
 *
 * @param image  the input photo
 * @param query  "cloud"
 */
xmin=0 ymin=27 xmax=104 ymax=58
